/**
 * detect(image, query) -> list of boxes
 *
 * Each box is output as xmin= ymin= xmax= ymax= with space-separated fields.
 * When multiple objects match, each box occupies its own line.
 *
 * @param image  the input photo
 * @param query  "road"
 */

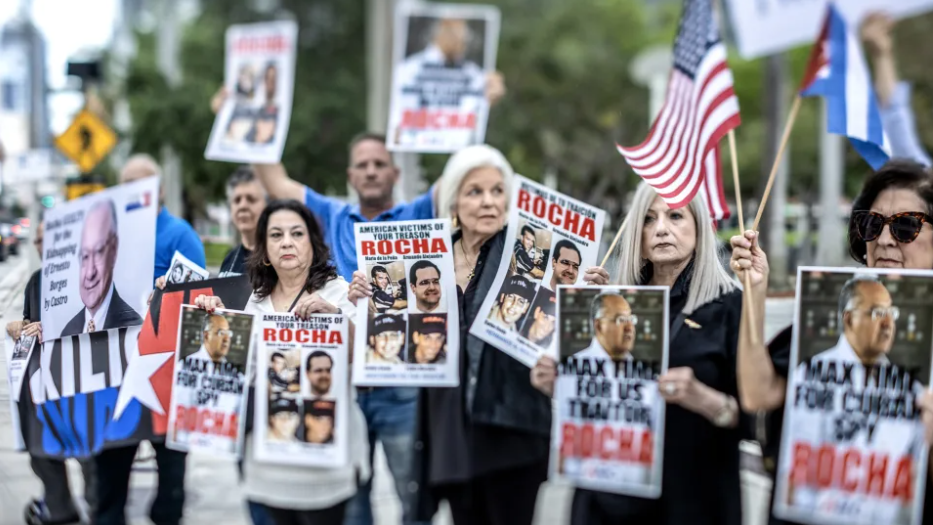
xmin=0 ymin=252 xmax=790 ymax=525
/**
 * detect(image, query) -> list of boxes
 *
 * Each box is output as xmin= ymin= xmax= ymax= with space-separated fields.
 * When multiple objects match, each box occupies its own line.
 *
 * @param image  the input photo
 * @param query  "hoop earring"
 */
xmin=263 ymin=258 xmax=272 ymax=267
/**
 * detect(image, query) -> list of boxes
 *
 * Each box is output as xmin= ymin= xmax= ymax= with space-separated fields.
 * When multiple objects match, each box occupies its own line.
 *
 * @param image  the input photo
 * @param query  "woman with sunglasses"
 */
xmin=730 ymin=159 xmax=933 ymax=525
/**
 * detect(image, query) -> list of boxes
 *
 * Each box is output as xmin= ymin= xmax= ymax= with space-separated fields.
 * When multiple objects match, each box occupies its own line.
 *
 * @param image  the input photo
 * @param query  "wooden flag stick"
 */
xmin=599 ymin=215 xmax=630 ymax=268
xmin=753 ymin=95 xmax=802 ymax=232
xmin=728 ymin=129 xmax=759 ymax=346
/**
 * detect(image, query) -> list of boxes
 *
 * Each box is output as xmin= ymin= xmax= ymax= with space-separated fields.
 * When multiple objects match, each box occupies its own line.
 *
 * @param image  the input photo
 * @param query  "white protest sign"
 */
xmin=352 ymin=219 xmax=460 ymax=387
xmin=550 ymin=286 xmax=669 ymax=498
xmin=725 ymin=0 xmax=933 ymax=59
xmin=774 ymin=267 xmax=932 ymax=525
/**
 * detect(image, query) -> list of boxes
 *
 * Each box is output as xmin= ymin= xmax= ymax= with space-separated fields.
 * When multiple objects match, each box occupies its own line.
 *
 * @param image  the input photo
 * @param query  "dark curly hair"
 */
xmin=248 ymin=199 xmax=338 ymax=300
xmin=848 ymin=160 xmax=933 ymax=265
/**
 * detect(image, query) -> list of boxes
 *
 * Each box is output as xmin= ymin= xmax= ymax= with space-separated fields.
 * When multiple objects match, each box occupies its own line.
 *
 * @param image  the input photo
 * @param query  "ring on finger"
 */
xmin=664 ymin=383 xmax=677 ymax=395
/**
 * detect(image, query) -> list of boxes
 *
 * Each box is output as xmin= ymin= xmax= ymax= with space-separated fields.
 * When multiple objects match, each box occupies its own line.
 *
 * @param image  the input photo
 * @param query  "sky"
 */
xmin=0 ymin=0 xmax=118 ymax=134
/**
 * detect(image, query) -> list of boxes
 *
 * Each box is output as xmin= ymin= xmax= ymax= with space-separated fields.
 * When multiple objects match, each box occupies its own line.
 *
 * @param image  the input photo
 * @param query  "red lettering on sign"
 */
xmin=515 ymin=189 xmax=597 ymax=241
xmin=175 ymin=406 xmax=239 ymax=438
xmin=559 ymin=422 xmax=653 ymax=465
xmin=788 ymin=441 xmax=914 ymax=502
xmin=364 ymin=238 xmax=448 ymax=256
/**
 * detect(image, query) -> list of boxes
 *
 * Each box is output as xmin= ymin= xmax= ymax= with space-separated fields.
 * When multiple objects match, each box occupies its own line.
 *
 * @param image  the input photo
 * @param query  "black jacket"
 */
xmin=411 ymin=229 xmax=551 ymax=520
xmin=60 ymin=287 xmax=143 ymax=337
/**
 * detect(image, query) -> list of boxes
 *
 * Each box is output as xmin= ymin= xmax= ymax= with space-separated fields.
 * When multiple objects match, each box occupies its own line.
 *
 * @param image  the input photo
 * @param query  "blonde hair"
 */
xmin=436 ymin=145 xmax=515 ymax=232
xmin=608 ymin=183 xmax=736 ymax=314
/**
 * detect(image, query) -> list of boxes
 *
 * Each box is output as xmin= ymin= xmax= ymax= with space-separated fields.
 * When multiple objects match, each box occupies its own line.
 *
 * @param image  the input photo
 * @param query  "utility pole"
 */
xmin=366 ymin=0 xmax=422 ymax=204
xmin=761 ymin=53 xmax=789 ymax=289
xmin=157 ymin=0 xmax=183 ymax=217
xmin=816 ymin=99 xmax=845 ymax=266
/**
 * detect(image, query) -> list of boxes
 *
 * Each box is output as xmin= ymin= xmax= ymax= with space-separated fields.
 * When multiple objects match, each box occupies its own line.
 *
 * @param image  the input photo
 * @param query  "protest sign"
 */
xmin=550 ymin=286 xmax=669 ymax=497
xmin=166 ymin=306 xmax=253 ymax=457
xmin=470 ymin=175 xmax=607 ymax=368
xmin=773 ymin=267 xmax=932 ymax=525
xmin=205 ymin=20 xmax=298 ymax=164
xmin=166 ymin=250 xmax=209 ymax=284
xmin=386 ymin=1 xmax=500 ymax=153
xmin=725 ymin=0 xmax=933 ymax=59
xmin=5 ymin=334 xmax=36 ymax=450
xmin=41 ymin=175 xmax=158 ymax=340
xmin=254 ymin=313 xmax=349 ymax=467
xmin=352 ymin=219 xmax=459 ymax=387
xmin=17 ymin=275 xmax=252 ymax=459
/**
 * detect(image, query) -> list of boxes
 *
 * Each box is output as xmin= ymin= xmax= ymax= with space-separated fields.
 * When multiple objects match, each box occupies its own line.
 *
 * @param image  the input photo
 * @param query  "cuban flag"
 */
xmin=800 ymin=3 xmax=890 ymax=170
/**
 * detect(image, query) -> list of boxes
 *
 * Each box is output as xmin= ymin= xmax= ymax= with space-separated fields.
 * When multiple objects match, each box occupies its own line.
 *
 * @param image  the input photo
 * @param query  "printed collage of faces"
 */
xmin=223 ymin=60 xmax=282 ymax=147
xmin=366 ymin=260 xmax=448 ymax=366
xmin=492 ymin=219 xmax=584 ymax=347
xmin=266 ymin=348 xmax=337 ymax=446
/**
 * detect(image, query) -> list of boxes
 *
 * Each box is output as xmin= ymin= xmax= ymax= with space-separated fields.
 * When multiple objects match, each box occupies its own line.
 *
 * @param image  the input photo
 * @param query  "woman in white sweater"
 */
xmin=195 ymin=199 xmax=370 ymax=525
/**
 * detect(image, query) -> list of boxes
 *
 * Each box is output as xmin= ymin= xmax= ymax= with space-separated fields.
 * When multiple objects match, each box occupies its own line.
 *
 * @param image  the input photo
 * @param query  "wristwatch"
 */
xmin=713 ymin=394 xmax=737 ymax=427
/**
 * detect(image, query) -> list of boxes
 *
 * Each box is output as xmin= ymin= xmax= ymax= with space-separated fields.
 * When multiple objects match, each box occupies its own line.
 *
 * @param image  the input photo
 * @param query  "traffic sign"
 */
xmin=66 ymin=179 xmax=106 ymax=201
xmin=54 ymin=109 xmax=118 ymax=174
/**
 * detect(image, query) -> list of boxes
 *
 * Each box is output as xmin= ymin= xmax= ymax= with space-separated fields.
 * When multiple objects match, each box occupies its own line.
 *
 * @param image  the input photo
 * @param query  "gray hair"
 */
xmin=609 ymin=183 xmax=736 ymax=315
xmin=590 ymin=291 xmax=626 ymax=331
xmin=87 ymin=199 xmax=119 ymax=239
xmin=201 ymin=313 xmax=215 ymax=336
xmin=436 ymin=144 xmax=515 ymax=233
xmin=225 ymin=166 xmax=267 ymax=201
xmin=838 ymin=274 xmax=884 ymax=327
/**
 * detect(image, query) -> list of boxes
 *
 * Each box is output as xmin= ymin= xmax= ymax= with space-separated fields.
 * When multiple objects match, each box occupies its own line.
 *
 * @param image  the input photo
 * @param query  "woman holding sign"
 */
xmin=532 ymin=182 xmax=746 ymax=525
xmin=348 ymin=145 xmax=606 ymax=524
xmin=195 ymin=200 xmax=368 ymax=525
xmin=731 ymin=160 xmax=933 ymax=525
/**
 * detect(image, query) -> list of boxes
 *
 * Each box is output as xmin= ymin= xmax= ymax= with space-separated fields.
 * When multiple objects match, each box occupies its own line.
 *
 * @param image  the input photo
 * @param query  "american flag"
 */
xmin=617 ymin=0 xmax=740 ymax=220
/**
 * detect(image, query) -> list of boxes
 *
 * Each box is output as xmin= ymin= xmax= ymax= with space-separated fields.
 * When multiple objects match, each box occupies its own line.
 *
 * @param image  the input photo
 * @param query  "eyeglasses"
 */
xmin=853 ymin=211 xmax=933 ymax=244
xmin=213 ymin=329 xmax=234 ymax=337
xmin=847 ymin=306 xmax=900 ymax=322
xmin=558 ymin=259 xmax=581 ymax=270
xmin=416 ymin=278 xmax=441 ymax=287
xmin=603 ymin=314 xmax=638 ymax=326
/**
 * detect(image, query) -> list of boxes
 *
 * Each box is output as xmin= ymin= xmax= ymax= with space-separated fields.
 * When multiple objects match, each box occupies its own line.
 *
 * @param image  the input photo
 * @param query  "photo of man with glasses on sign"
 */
xmin=407 ymin=259 xmax=446 ymax=314
xmin=575 ymin=292 xmax=637 ymax=361
xmin=543 ymin=238 xmax=582 ymax=292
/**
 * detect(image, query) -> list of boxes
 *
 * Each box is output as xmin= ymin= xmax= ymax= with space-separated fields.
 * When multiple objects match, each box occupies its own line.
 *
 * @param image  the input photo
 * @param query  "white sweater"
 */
xmin=241 ymin=277 xmax=371 ymax=509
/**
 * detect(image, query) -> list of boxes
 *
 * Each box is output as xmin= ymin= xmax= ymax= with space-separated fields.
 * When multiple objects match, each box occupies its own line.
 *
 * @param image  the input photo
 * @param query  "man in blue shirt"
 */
xmin=251 ymin=134 xmax=434 ymax=525
xmin=93 ymin=154 xmax=205 ymax=525
xmin=864 ymin=12 xmax=931 ymax=167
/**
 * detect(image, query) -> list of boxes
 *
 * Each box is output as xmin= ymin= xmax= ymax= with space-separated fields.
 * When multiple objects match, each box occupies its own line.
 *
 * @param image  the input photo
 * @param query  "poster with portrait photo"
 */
xmin=41 ymin=175 xmax=159 ymax=340
xmin=5 ymin=333 xmax=36 ymax=450
xmin=165 ymin=250 xmax=210 ymax=285
xmin=386 ymin=1 xmax=500 ymax=153
xmin=254 ymin=312 xmax=349 ymax=468
xmin=353 ymin=220 xmax=460 ymax=387
xmin=774 ymin=267 xmax=933 ymax=525
xmin=470 ymin=175 xmax=607 ymax=368
xmin=550 ymin=286 xmax=669 ymax=498
xmin=167 ymin=306 xmax=253 ymax=457
xmin=205 ymin=20 xmax=298 ymax=164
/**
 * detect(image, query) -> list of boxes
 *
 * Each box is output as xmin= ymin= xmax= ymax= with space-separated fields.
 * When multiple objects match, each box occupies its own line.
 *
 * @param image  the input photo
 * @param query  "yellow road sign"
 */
xmin=66 ymin=181 xmax=106 ymax=201
xmin=54 ymin=109 xmax=118 ymax=174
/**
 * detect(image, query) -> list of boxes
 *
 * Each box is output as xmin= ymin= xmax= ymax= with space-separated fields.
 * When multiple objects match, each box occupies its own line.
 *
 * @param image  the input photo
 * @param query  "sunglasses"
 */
xmin=853 ymin=211 xmax=933 ymax=244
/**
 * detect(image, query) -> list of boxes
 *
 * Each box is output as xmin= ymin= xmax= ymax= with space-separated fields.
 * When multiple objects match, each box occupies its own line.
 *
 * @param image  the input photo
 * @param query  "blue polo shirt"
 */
xmin=155 ymin=207 xmax=206 ymax=284
xmin=304 ymin=186 xmax=435 ymax=281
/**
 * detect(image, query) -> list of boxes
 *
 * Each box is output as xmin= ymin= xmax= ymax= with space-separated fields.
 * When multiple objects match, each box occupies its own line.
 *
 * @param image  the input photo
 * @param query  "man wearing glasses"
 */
xmin=786 ymin=274 xmax=924 ymax=517
xmin=545 ymin=239 xmax=582 ymax=291
xmin=191 ymin=314 xmax=234 ymax=365
xmin=61 ymin=199 xmax=142 ymax=338
xmin=408 ymin=260 xmax=446 ymax=314
xmin=576 ymin=292 xmax=637 ymax=361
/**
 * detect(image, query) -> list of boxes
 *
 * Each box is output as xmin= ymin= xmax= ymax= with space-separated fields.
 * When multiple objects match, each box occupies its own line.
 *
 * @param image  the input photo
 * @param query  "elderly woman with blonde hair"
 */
xmin=349 ymin=145 xmax=606 ymax=524
xmin=531 ymin=182 xmax=747 ymax=525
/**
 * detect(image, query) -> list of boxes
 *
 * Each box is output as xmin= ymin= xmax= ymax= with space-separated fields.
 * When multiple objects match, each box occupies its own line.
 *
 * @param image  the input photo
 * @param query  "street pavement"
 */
xmin=0 ymin=252 xmax=790 ymax=525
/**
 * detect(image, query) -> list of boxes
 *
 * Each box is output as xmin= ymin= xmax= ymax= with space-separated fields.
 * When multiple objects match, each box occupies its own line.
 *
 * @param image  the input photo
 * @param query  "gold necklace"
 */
xmin=458 ymin=240 xmax=477 ymax=282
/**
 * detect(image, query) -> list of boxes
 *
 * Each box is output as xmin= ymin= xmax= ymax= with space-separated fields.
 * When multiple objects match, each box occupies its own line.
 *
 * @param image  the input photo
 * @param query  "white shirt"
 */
xmin=242 ymin=277 xmax=372 ymax=510
xmin=85 ymin=283 xmax=115 ymax=331
xmin=784 ymin=335 xmax=923 ymax=522
xmin=409 ymin=300 xmax=447 ymax=315
xmin=189 ymin=345 xmax=226 ymax=364
xmin=574 ymin=338 xmax=632 ymax=360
